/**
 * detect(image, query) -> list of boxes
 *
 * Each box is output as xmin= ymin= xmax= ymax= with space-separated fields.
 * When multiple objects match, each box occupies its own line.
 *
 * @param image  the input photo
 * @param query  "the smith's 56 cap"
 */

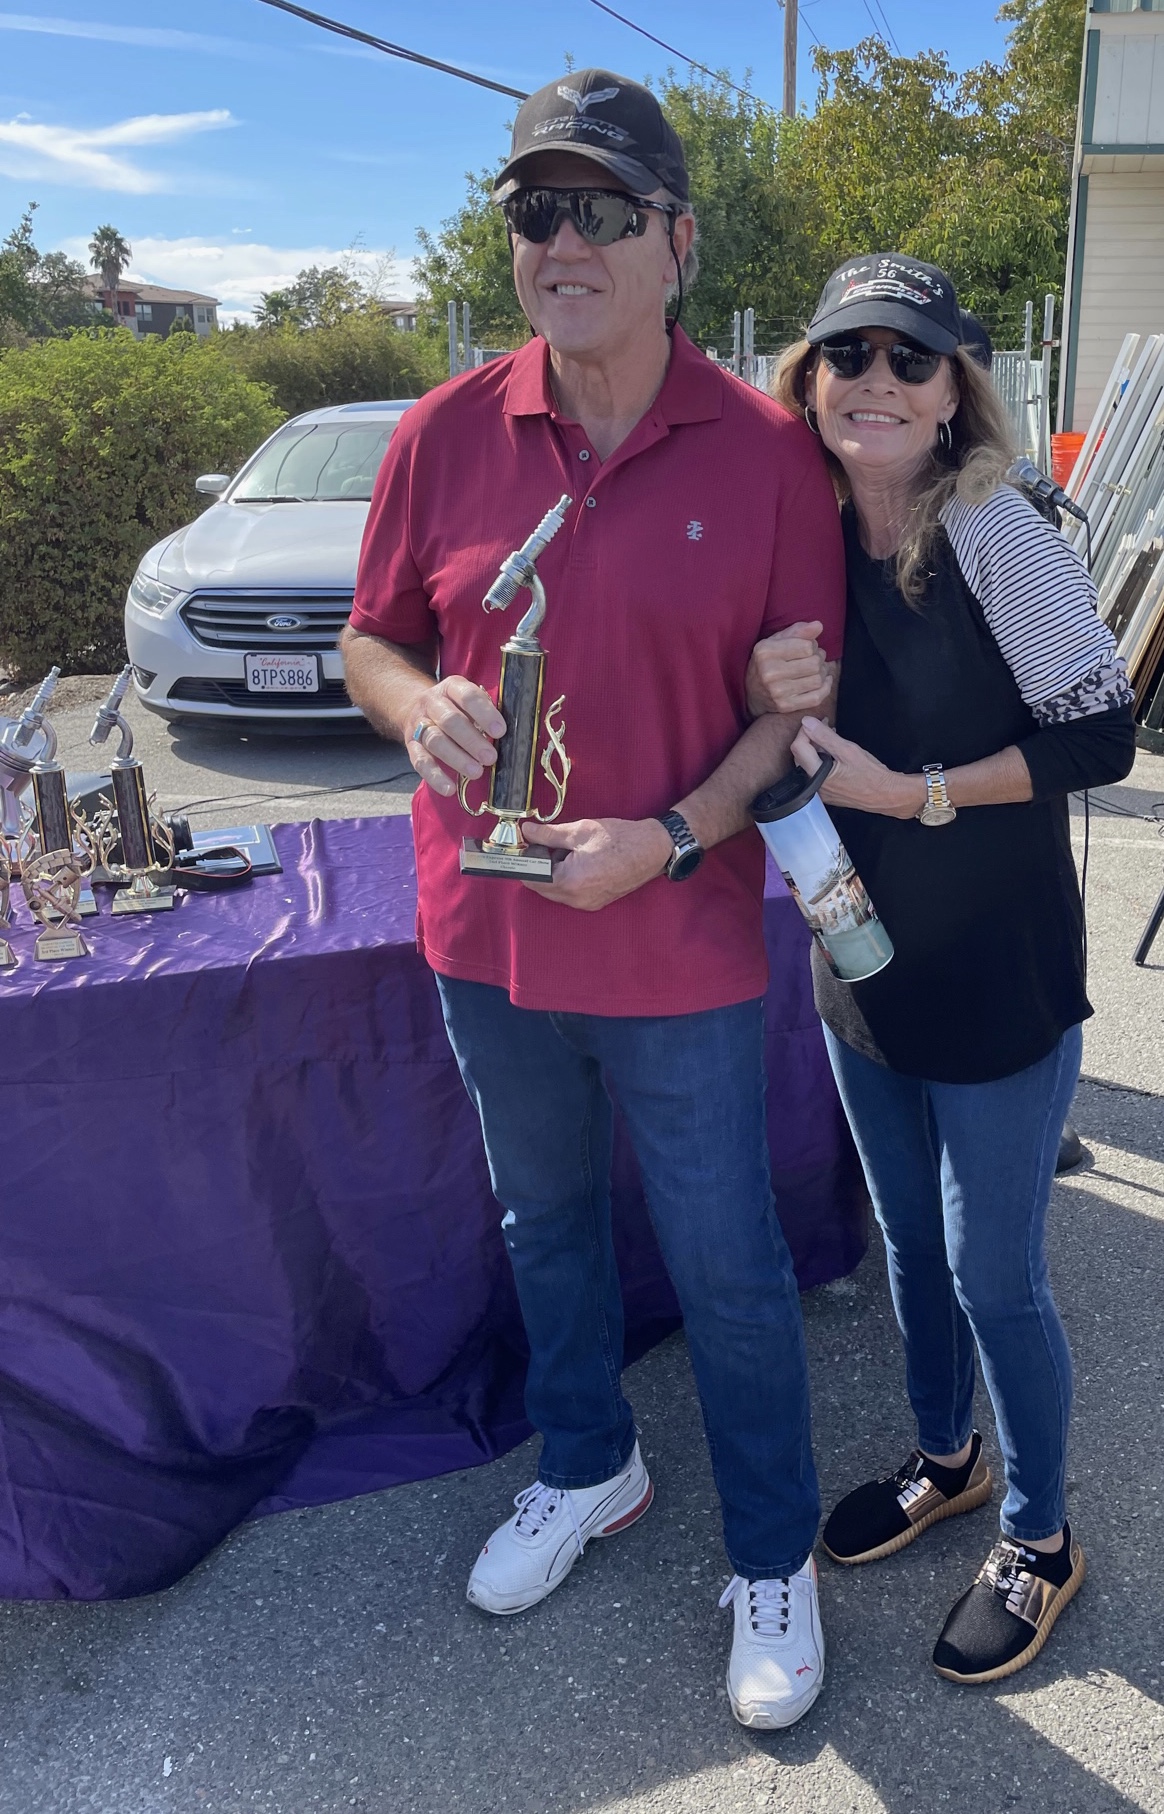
xmin=492 ymin=69 xmax=689 ymax=204
xmin=807 ymin=254 xmax=961 ymax=354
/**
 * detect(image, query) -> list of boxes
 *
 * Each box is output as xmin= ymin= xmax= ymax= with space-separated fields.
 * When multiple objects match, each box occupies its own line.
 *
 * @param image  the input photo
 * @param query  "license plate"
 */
xmin=244 ymin=652 xmax=320 ymax=693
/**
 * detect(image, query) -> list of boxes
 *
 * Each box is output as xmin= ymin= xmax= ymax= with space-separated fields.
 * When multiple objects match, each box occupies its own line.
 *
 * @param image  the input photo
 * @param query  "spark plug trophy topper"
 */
xmin=87 ymin=665 xmax=176 ymax=913
xmin=459 ymin=495 xmax=573 ymax=881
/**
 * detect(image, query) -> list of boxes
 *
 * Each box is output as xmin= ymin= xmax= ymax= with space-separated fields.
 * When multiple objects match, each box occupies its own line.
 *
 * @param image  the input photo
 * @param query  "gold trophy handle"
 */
xmin=457 ymin=772 xmax=492 ymax=818
xmin=527 ymin=696 xmax=571 ymax=825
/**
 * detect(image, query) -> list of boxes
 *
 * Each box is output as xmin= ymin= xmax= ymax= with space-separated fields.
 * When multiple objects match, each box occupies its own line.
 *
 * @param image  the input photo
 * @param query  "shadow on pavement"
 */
xmin=0 ymin=1135 xmax=1159 ymax=1812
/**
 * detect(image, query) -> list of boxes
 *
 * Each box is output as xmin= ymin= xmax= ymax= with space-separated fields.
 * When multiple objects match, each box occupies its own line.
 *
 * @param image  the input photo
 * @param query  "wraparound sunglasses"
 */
xmin=819 ymin=337 xmax=945 ymax=385
xmin=501 ymin=187 xmax=677 ymax=246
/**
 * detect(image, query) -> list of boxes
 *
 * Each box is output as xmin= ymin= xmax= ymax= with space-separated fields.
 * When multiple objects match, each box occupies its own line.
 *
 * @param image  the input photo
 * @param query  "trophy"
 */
xmin=21 ymin=845 xmax=89 ymax=961
xmin=459 ymin=495 xmax=573 ymax=881
xmin=86 ymin=666 xmax=176 ymax=912
xmin=0 ymin=843 xmax=16 ymax=970
xmin=0 ymin=666 xmax=60 ymax=871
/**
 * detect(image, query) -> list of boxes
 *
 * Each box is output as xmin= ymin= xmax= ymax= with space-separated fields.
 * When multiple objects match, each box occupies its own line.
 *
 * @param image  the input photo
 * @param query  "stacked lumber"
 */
xmin=1064 ymin=334 xmax=1164 ymax=739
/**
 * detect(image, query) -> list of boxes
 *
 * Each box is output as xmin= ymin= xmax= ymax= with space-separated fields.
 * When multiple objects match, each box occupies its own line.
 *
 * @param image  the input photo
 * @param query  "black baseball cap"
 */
xmin=958 ymin=307 xmax=993 ymax=369
xmin=807 ymin=254 xmax=961 ymax=355
xmin=492 ymin=69 xmax=689 ymax=204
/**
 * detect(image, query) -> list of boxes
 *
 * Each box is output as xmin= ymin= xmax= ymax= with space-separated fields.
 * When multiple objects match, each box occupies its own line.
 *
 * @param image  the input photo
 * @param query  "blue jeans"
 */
xmin=435 ymin=976 xmax=820 ymax=1579
xmin=823 ymin=1024 xmax=1082 ymax=1542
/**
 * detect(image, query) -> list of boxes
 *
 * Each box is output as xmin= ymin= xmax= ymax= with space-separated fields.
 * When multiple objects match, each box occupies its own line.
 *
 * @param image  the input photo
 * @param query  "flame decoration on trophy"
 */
xmin=85 ymin=665 xmax=177 ymax=913
xmin=459 ymin=494 xmax=574 ymax=881
xmin=0 ymin=842 xmax=16 ymax=971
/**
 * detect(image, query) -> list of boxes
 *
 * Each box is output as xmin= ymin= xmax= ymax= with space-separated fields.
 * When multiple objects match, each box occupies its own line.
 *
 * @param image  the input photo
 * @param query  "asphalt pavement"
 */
xmin=1 ymin=697 xmax=1162 ymax=1814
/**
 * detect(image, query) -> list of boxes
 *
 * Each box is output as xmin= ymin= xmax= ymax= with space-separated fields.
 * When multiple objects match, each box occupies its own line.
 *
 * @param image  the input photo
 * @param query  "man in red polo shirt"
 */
xmin=343 ymin=70 xmax=844 ymax=1729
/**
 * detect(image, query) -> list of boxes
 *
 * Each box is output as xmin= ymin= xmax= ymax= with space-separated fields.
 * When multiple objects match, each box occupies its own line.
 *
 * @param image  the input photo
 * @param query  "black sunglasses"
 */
xmin=818 ymin=337 xmax=945 ymax=385
xmin=501 ymin=187 xmax=676 ymax=247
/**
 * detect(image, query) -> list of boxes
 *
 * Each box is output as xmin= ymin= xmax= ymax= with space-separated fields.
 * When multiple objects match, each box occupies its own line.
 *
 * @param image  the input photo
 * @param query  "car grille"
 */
xmin=180 ymin=590 xmax=353 ymax=651
xmin=168 ymin=678 xmax=355 ymax=711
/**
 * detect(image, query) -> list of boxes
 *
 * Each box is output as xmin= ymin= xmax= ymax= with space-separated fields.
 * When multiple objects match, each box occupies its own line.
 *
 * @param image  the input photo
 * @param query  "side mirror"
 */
xmin=195 ymin=473 xmax=230 ymax=496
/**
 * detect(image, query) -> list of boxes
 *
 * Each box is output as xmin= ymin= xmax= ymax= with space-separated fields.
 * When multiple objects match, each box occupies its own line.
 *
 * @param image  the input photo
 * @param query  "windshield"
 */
xmin=232 ymin=421 xmax=400 ymax=503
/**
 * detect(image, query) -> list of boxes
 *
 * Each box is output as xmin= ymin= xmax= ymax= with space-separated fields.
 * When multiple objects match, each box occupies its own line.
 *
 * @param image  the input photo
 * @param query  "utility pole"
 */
xmin=782 ymin=0 xmax=798 ymax=118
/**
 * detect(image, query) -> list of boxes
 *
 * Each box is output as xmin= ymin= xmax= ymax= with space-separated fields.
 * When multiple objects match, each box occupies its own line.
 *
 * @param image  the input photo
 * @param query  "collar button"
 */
xmin=585 ymin=496 xmax=597 ymax=508
xmin=578 ymin=449 xmax=590 ymax=461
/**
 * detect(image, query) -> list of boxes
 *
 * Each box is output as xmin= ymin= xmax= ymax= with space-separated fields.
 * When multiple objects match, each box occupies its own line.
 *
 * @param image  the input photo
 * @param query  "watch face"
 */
xmin=668 ymin=844 xmax=704 ymax=880
xmin=919 ymin=803 xmax=957 ymax=827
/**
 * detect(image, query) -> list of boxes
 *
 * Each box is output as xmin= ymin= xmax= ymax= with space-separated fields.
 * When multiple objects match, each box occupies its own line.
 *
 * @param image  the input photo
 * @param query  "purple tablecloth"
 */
xmin=0 ymin=817 xmax=866 ymax=1600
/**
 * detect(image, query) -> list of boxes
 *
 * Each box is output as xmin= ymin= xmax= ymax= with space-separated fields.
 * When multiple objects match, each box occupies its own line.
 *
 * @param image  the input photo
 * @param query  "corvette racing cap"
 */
xmin=492 ymin=69 xmax=689 ymax=204
xmin=807 ymin=254 xmax=961 ymax=355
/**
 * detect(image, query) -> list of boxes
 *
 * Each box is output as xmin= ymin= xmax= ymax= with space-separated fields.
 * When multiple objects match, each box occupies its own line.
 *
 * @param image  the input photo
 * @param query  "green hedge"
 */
xmin=218 ymin=313 xmax=446 ymax=418
xmin=0 ymin=329 xmax=282 ymax=678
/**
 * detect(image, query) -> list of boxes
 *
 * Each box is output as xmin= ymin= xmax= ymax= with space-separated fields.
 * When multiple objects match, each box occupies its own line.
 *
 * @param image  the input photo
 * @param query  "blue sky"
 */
xmin=0 ymin=0 xmax=1013 ymax=317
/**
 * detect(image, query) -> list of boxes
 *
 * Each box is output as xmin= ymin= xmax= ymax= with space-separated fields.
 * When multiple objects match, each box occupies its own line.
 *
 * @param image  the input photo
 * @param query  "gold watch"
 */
xmin=918 ymin=762 xmax=956 ymax=826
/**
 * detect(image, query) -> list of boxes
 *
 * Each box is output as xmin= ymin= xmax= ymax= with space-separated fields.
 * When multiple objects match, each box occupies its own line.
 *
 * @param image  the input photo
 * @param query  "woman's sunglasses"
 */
xmin=818 ymin=337 xmax=945 ymax=385
xmin=501 ymin=188 xmax=676 ymax=247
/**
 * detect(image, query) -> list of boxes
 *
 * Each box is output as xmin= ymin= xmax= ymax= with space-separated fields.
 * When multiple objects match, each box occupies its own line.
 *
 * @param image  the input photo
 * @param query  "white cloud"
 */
xmin=0 ymin=13 xmax=271 ymax=61
xmin=61 ymin=234 xmax=416 ymax=319
xmin=0 ymin=110 xmax=234 ymax=193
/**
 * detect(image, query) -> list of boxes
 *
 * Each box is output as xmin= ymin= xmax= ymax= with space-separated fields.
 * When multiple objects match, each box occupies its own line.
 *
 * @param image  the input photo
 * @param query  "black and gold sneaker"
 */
xmin=822 ymin=1432 xmax=992 ymax=1565
xmin=932 ymin=1524 xmax=1085 ymax=1685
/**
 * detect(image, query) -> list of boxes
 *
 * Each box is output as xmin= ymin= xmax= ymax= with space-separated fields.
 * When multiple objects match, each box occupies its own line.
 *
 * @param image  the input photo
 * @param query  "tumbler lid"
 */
xmin=751 ymin=752 xmax=835 ymax=824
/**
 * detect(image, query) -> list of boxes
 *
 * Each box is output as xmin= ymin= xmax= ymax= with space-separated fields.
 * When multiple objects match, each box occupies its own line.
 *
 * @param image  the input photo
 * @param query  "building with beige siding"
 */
xmin=1059 ymin=0 xmax=1164 ymax=433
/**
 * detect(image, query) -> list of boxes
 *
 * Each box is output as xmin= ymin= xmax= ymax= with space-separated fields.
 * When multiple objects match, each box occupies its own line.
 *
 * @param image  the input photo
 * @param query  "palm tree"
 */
xmin=89 ymin=225 xmax=131 ymax=316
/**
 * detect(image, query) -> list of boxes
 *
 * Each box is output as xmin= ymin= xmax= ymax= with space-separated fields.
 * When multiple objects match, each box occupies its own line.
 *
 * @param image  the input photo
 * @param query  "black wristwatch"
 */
xmin=656 ymin=809 xmax=704 ymax=881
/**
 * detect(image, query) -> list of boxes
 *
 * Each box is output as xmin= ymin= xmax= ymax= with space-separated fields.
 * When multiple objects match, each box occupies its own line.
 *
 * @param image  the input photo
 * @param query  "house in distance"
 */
xmin=82 ymin=276 xmax=219 ymax=338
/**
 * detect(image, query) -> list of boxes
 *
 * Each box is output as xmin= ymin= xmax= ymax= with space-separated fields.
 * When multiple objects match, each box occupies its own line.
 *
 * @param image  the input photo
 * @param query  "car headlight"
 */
xmin=128 ymin=572 xmax=183 ymax=615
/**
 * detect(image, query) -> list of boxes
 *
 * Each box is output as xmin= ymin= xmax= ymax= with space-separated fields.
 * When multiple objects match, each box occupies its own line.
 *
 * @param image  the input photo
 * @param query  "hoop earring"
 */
xmin=805 ymin=405 xmax=821 ymax=437
xmin=938 ymin=419 xmax=953 ymax=456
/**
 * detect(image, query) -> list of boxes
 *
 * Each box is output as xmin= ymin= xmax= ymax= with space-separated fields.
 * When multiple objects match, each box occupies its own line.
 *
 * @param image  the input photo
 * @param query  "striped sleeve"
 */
xmin=941 ymin=486 xmax=1133 ymax=726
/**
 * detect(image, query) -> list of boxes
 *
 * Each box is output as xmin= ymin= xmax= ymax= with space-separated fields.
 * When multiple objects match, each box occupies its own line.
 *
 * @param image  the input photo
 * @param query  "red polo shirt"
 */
xmin=351 ymin=327 xmax=844 ymax=1017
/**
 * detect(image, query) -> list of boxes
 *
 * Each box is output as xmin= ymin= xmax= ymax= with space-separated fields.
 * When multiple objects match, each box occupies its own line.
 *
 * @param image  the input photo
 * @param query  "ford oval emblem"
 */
xmin=267 ymin=614 xmax=303 ymax=630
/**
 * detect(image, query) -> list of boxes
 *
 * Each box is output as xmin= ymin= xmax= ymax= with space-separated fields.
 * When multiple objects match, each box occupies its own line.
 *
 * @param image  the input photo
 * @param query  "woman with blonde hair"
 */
xmin=749 ymin=255 xmax=1135 ymax=1684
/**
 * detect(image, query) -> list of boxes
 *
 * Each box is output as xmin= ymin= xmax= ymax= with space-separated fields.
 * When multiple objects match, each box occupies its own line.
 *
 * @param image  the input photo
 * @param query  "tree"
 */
xmin=89 ymin=223 xmax=131 ymax=310
xmin=0 ymin=332 xmax=281 ymax=677
xmin=412 ymin=0 xmax=1083 ymax=356
xmin=0 ymin=205 xmax=90 ymax=340
xmin=255 ymin=263 xmax=369 ymax=331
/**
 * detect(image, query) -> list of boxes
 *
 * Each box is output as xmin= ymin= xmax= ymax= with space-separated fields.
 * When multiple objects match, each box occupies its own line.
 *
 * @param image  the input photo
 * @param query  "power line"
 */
xmin=861 ymin=1 xmax=889 ymax=48
xmin=871 ymin=0 xmax=901 ymax=54
xmin=254 ymin=0 xmax=529 ymax=100
xmin=777 ymin=1 xmax=822 ymax=51
xmin=589 ymin=1 xmax=776 ymax=101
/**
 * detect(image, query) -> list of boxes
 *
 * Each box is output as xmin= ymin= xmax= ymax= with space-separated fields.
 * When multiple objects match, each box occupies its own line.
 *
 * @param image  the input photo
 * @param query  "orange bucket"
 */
xmin=1051 ymin=432 xmax=1086 ymax=489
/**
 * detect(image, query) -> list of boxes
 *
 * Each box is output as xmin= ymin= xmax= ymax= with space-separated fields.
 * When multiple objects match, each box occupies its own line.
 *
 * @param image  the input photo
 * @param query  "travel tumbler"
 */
xmin=752 ymin=754 xmax=893 ymax=981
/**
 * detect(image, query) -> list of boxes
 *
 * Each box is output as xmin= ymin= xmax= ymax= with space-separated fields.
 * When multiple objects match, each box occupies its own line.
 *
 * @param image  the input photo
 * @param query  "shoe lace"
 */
xmin=718 ymin=1574 xmax=792 ymax=1637
xmin=512 ymin=1482 xmax=584 ymax=1559
xmin=892 ymin=1451 xmax=933 ymax=1511
xmin=981 ymin=1537 xmax=1038 ymax=1611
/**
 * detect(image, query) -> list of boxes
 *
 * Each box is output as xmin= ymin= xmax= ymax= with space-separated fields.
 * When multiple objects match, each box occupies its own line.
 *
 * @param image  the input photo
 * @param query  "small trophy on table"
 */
xmin=21 ymin=846 xmax=89 ymax=961
xmin=86 ymin=666 xmax=176 ymax=912
xmin=459 ymin=495 xmax=573 ymax=881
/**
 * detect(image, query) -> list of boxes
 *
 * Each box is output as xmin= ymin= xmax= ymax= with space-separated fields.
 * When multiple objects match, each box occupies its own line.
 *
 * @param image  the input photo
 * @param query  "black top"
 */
xmin=814 ymin=506 xmax=1136 ymax=1084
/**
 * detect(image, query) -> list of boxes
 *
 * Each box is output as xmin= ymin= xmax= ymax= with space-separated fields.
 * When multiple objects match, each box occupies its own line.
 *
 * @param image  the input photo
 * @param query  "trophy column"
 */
xmin=460 ymin=496 xmax=573 ymax=882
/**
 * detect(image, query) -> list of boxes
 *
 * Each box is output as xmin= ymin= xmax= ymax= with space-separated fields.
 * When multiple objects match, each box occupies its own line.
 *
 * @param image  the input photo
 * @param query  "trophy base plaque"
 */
xmin=460 ymin=838 xmax=556 ymax=881
xmin=111 ymin=883 xmax=176 ymax=914
xmin=0 ymin=938 xmax=15 ymax=971
xmin=34 ymin=927 xmax=88 ymax=961
xmin=77 ymin=884 xmax=99 ymax=918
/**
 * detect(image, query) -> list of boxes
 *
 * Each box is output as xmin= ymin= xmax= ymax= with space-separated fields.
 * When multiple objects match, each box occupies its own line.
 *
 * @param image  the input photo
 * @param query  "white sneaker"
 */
xmin=720 ymin=1557 xmax=825 ymax=1729
xmin=466 ymin=1442 xmax=653 ymax=1615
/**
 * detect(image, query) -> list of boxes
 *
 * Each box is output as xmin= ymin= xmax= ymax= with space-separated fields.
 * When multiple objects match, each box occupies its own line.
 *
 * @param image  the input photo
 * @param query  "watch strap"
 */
xmin=657 ymin=810 xmax=703 ymax=880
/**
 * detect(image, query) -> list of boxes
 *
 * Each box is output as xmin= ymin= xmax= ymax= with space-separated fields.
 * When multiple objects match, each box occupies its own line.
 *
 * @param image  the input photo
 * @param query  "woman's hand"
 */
xmin=793 ymin=717 xmax=925 ymax=820
xmin=746 ymin=621 xmax=833 ymax=718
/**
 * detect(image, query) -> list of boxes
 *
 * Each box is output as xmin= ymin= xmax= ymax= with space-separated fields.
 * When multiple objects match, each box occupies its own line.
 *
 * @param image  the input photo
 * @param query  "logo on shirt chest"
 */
xmin=686 ymin=519 xmax=704 ymax=542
